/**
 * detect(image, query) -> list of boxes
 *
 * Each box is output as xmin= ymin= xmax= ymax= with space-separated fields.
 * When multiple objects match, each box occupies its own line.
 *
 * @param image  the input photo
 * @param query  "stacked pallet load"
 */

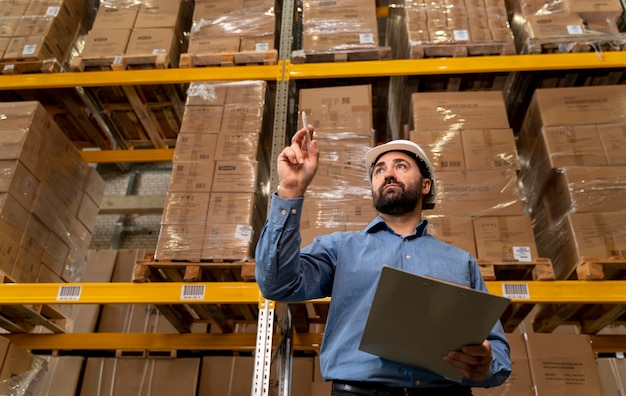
xmin=0 ymin=101 xmax=105 ymax=331
xmin=298 ymin=85 xmax=378 ymax=246
xmin=407 ymin=91 xmax=548 ymax=331
xmin=507 ymin=0 xmax=626 ymax=53
xmin=181 ymin=0 xmax=277 ymax=67
xmin=517 ymin=85 xmax=626 ymax=334
xmin=388 ymin=0 xmax=515 ymax=59
xmin=154 ymin=81 xmax=271 ymax=267
xmin=71 ymin=0 xmax=193 ymax=70
xmin=293 ymin=0 xmax=391 ymax=63
xmin=0 ymin=0 xmax=85 ymax=73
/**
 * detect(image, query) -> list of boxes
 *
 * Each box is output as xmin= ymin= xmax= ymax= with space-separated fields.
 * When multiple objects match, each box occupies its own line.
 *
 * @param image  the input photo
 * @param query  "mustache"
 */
xmin=379 ymin=177 xmax=404 ymax=193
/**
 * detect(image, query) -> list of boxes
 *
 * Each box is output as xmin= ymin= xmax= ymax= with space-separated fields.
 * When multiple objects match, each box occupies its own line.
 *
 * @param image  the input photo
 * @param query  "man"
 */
xmin=255 ymin=125 xmax=511 ymax=395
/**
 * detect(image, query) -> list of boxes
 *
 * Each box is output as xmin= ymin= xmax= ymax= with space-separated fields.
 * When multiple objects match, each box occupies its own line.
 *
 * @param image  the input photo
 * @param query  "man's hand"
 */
xmin=276 ymin=126 xmax=318 ymax=199
xmin=443 ymin=340 xmax=492 ymax=380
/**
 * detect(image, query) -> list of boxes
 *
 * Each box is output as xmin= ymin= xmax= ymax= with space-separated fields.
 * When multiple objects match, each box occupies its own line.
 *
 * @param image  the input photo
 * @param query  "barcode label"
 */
xmin=181 ymin=284 xmax=205 ymax=301
xmin=57 ymin=285 xmax=82 ymax=301
xmin=502 ymin=283 xmax=530 ymax=299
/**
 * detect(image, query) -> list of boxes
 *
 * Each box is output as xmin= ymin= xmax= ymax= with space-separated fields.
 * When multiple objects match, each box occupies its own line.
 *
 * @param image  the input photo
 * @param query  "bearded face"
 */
xmin=373 ymin=175 xmax=424 ymax=215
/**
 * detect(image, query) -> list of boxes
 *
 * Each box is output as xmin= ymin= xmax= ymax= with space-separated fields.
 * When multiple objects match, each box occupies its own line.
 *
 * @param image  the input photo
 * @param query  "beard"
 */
xmin=373 ymin=177 xmax=423 ymax=215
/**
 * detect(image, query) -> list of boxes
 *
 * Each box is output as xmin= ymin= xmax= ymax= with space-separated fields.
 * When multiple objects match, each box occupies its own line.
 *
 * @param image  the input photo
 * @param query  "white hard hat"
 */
xmin=365 ymin=139 xmax=436 ymax=210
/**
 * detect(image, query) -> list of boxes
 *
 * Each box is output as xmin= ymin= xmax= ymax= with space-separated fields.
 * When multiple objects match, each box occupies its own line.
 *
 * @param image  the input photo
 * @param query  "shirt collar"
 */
xmin=365 ymin=216 xmax=429 ymax=238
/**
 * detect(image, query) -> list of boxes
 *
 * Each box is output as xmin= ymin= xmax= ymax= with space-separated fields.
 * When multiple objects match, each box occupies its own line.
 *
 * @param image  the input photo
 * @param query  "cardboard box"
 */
xmin=0 ymin=344 xmax=39 ymax=386
xmin=11 ymin=246 xmax=41 ymax=282
xmin=536 ymin=210 xmax=626 ymax=279
xmin=90 ymin=3 xmax=139 ymax=30
xmin=202 ymin=223 xmax=254 ymax=260
xmin=597 ymin=123 xmax=626 ymax=165
xmin=410 ymin=130 xmax=465 ymax=171
xmin=0 ymin=230 xmax=20 ymax=275
xmin=80 ymin=358 xmax=200 ymax=396
xmin=185 ymin=81 xmax=228 ymax=106
xmin=168 ymin=160 xmax=215 ymax=193
xmin=220 ymin=104 xmax=265 ymax=133
xmin=80 ymin=28 xmax=131 ymax=57
xmin=461 ymin=129 xmax=519 ymax=171
xmin=21 ymin=214 xmax=49 ymax=261
xmin=3 ymin=34 xmax=62 ymax=61
xmin=206 ymin=192 xmax=256 ymax=224
xmin=82 ymin=166 xmax=106 ymax=204
xmin=525 ymin=13 xmax=586 ymax=39
xmin=431 ymin=169 xmax=524 ymax=217
xmin=424 ymin=215 xmax=477 ymax=257
xmin=473 ymin=216 xmax=539 ymax=262
xmin=216 ymin=132 xmax=260 ymax=160
xmin=562 ymin=0 xmax=623 ymax=22
xmin=224 ymin=80 xmax=266 ymax=105
xmin=211 ymin=160 xmax=258 ymax=193
xmin=520 ymin=85 xmax=626 ymax=149
xmin=192 ymin=0 xmax=244 ymax=21
xmin=299 ymin=85 xmax=373 ymax=137
xmin=524 ymin=333 xmax=602 ymax=395
xmin=187 ymin=35 xmax=240 ymax=53
xmin=0 ymin=193 xmax=29 ymax=244
xmin=162 ymin=191 xmax=210 ymax=225
xmin=173 ymin=132 xmax=219 ymax=161
xmin=240 ymin=34 xmax=275 ymax=51
xmin=41 ymin=230 xmax=69 ymax=275
xmin=155 ymin=223 xmax=205 ymax=261
xmin=302 ymin=195 xmax=377 ymax=230
xmin=134 ymin=0 xmax=190 ymax=29
xmin=473 ymin=333 xmax=533 ymax=396
xmin=125 ymin=28 xmax=182 ymax=65
xmin=410 ymin=91 xmax=510 ymax=131
xmin=179 ymin=105 xmax=223 ymax=133
xmin=0 ymin=160 xmax=40 ymax=211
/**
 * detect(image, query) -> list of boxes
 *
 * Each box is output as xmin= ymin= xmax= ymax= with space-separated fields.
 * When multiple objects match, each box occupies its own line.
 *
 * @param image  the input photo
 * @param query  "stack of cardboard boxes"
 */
xmin=78 ymin=0 xmax=193 ymax=68
xmin=0 ymin=336 xmax=46 ymax=395
xmin=0 ymin=0 xmax=84 ymax=65
xmin=507 ymin=0 xmax=625 ymax=53
xmin=394 ymin=0 xmax=515 ymax=58
xmin=517 ymin=85 xmax=626 ymax=279
xmin=155 ymin=81 xmax=271 ymax=262
xmin=408 ymin=91 xmax=538 ymax=263
xmin=184 ymin=0 xmax=276 ymax=65
xmin=0 ymin=101 xmax=105 ymax=288
xmin=299 ymin=0 xmax=381 ymax=55
xmin=297 ymin=84 xmax=378 ymax=246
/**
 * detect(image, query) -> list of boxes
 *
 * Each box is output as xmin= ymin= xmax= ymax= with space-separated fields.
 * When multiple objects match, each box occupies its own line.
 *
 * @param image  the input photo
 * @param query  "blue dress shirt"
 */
xmin=255 ymin=194 xmax=511 ymax=389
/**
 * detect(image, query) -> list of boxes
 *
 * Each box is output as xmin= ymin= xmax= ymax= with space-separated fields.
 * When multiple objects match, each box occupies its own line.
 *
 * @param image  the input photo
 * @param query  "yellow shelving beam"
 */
xmin=1 ymin=281 xmax=626 ymax=305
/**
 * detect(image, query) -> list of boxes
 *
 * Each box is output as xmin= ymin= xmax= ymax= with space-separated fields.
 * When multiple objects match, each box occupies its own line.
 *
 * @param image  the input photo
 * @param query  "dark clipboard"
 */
xmin=358 ymin=265 xmax=511 ymax=381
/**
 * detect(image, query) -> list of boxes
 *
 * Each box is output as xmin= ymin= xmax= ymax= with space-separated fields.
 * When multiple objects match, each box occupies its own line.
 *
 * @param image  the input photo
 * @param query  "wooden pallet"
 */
xmin=0 ymin=271 xmax=73 ymax=334
xmin=522 ymin=34 xmax=626 ymax=54
xmin=291 ymin=46 xmax=392 ymax=64
xmin=477 ymin=258 xmax=554 ymax=333
xmin=70 ymin=53 xmax=172 ymax=72
xmin=409 ymin=42 xmax=516 ymax=59
xmin=0 ymin=58 xmax=66 ymax=74
xmin=533 ymin=256 xmax=626 ymax=334
xmin=478 ymin=258 xmax=555 ymax=281
xmin=179 ymin=49 xmax=278 ymax=67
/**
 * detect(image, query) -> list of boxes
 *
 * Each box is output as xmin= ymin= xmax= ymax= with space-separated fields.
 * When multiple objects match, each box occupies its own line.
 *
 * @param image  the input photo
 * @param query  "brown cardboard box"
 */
xmin=11 ymin=247 xmax=41 ymax=282
xmin=431 ymin=169 xmax=524 ymax=217
xmin=76 ymin=193 xmax=99 ymax=230
xmin=595 ymin=358 xmax=626 ymax=396
xmin=3 ymin=35 xmax=61 ymax=61
xmin=41 ymin=230 xmax=69 ymax=275
xmin=462 ymin=129 xmax=519 ymax=171
xmin=524 ymin=333 xmax=602 ymax=395
xmin=155 ymin=223 xmax=205 ymax=261
xmin=410 ymin=130 xmax=465 ymax=171
xmin=206 ymin=192 xmax=256 ymax=224
xmin=21 ymin=214 xmax=49 ymax=260
xmin=520 ymin=85 xmax=626 ymax=150
xmin=187 ymin=35 xmax=240 ymax=53
xmin=173 ymin=133 xmax=219 ymax=162
xmin=192 ymin=0 xmax=244 ymax=21
xmin=536 ymin=166 xmax=626 ymax=223
xmin=220 ymin=104 xmax=265 ymax=133
xmin=202 ymin=223 xmax=254 ymax=259
xmin=424 ymin=215 xmax=477 ymax=257
xmin=179 ymin=105 xmax=223 ymax=133
xmin=185 ymin=81 xmax=228 ymax=106
xmin=0 ymin=230 xmax=19 ymax=275
xmin=126 ymin=28 xmax=182 ymax=65
xmin=216 ymin=132 xmax=260 ymax=160
xmin=597 ymin=123 xmax=626 ymax=165
xmin=91 ymin=3 xmax=139 ymax=30
xmin=240 ymin=34 xmax=275 ymax=51
xmin=198 ymin=355 xmax=313 ymax=396
xmin=134 ymin=0 xmax=190 ymax=29
xmin=83 ymin=166 xmax=106 ymax=204
xmin=302 ymin=195 xmax=376 ymax=230
xmin=525 ymin=13 xmax=586 ymax=39
xmin=162 ymin=191 xmax=210 ymax=225
xmin=536 ymin=210 xmax=626 ymax=279
xmin=39 ymin=356 xmax=84 ymax=396
xmin=473 ymin=216 xmax=539 ymax=262
xmin=473 ymin=333 xmax=533 ymax=396
xmin=299 ymin=85 xmax=373 ymax=137
xmin=211 ymin=160 xmax=258 ymax=192
xmin=0 ymin=193 xmax=29 ymax=244
xmin=562 ymin=0 xmax=623 ymax=22
xmin=0 ymin=344 xmax=38 ymax=385
xmin=168 ymin=160 xmax=215 ymax=193
xmin=0 ymin=160 xmax=40 ymax=211
xmin=224 ymin=80 xmax=267 ymax=106
xmin=81 ymin=28 xmax=131 ymax=57
xmin=410 ymin=91 xmax=510 ymax=131
xmin=80 ymin=358 xmax=200 ymax=396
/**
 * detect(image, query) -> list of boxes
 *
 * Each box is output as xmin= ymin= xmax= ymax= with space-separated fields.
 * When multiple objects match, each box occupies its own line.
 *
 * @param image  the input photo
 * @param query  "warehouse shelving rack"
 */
xmin=2 ymin=1 xmax=626 ymax=394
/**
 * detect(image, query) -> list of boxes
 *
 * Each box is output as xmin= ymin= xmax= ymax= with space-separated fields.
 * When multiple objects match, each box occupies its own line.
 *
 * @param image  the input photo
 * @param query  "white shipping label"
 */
xmin=567 ymin=25 xmax=584 ymax=35
xmin=46 ymin=6 xmax=60 ymax=16
xmin=513 ymin=246 xmax=532 ymax=262
xmin=359 ymin=33 xmax=375 ymax=44
xmin=255 ymin=43 xmax=269 ymax=51
xmin=22 ymin=44 xmax=37 ymax=55
xmin=235 ymin=225 xmax=253 ymax=242
xmin=453 ymin=30 xmax=470 ymax=41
